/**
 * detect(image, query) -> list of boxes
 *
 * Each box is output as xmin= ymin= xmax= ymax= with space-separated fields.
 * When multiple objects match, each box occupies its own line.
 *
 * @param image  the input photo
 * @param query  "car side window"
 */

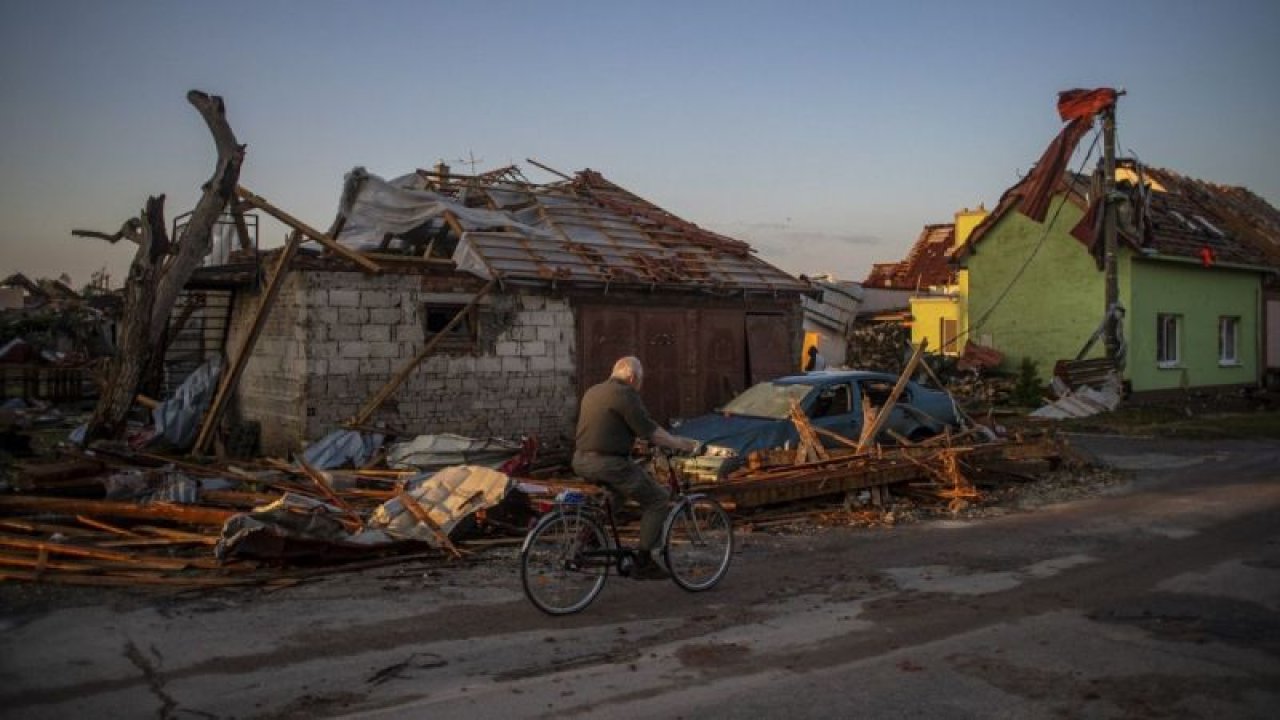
xmin=811 ymin=383 xmax=851 ymax=419
xmin=859 ymin=379 xmax=906 ymax=411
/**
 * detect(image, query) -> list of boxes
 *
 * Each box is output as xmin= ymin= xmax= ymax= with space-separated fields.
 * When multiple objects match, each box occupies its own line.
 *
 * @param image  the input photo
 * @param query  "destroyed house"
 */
xmin=956 ymin=159 xmax=1280 ymax=395
xmin=186 ymin=164 xmax=809 ymax=455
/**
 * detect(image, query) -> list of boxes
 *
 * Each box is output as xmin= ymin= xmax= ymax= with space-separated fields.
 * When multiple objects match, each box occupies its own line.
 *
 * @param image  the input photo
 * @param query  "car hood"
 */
xmin=674 ymin=413 xmax=799 ymax=455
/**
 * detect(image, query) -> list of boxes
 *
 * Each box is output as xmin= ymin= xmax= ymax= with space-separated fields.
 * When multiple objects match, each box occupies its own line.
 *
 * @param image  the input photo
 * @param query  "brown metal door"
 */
xmin=578 ymin=307 xmax=637 ymax=395
xmin=638 ymin=310 xmax=686 ymax=425
xmin=699 ymin=309 xmax=746 ymax=411
xmin=745 ymin=313 xmax=795 ymax=384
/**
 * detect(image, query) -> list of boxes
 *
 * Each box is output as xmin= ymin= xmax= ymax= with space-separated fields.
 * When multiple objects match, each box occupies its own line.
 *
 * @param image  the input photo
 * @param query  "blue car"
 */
xmin=671 ymin=370 xmax=962 ymax=469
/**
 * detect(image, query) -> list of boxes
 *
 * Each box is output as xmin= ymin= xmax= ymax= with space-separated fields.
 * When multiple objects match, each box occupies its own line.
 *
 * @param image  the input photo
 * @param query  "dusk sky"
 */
xmin=2 ymin=0 xmax=1277 ymax=288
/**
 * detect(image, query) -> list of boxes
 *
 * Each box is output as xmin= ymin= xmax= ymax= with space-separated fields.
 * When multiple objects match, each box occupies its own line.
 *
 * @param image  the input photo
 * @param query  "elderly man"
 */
xmin=573 ymin=356 xmax=701 ymax=580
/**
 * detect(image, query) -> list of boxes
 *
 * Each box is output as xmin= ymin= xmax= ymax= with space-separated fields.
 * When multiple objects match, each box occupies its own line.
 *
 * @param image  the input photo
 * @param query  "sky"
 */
xmin=1 ymin=0 xmax=1278 ymax=289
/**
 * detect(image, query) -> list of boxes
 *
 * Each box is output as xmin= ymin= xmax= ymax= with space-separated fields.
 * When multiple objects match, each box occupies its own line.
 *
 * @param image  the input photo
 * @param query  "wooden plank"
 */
xmin=76 ymin=515 xmax=140 ymax=537
xmin=235 ymin=186 xmax=383 ymax=274
xmin=0 ymin=570 xmax=265 ymax=587
xmin=296 ymin=457 xmax=365 ymax=531
xmin=0 ymin=496 xmax=236 ymax=526
xmin=395 ymin=488 xmax=463 ymax=558
xmin=856 ymin=340 xmax=927 ymax=454
xmin=0 ymin=535 xmax=193 ymax=570
xmin=0 ymin=551 xmax=99 ymax=573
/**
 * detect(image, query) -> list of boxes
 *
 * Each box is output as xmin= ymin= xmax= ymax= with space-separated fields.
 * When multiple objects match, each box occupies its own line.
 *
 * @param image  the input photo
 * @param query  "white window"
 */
xmin=1219 ymin=316 xmax=1239 ymax=365
xmin=1157 ymin=314 xmax=1180 ymax=367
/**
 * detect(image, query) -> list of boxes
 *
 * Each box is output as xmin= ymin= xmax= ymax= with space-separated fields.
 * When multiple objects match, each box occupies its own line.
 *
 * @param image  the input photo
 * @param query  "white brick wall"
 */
xmin=233 ymin=270 xmax=579 ymax=454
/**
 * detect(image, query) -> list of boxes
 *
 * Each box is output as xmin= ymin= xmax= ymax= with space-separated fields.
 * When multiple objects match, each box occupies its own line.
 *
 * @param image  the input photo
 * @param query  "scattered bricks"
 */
xmin=329 ymin=289 xmax=361 ymax=307
xmin=361 ymin=325 xmax=391 ymax=342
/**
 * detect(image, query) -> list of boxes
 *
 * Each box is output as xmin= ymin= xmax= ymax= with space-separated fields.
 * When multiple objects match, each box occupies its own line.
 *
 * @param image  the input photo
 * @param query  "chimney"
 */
xmin=434 ymin=160 xmax=451 ymax=187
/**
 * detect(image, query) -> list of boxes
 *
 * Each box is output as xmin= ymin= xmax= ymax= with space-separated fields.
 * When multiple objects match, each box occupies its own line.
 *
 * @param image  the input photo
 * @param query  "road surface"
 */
xmin=2 ymin=434 xmax=1277 ymax=719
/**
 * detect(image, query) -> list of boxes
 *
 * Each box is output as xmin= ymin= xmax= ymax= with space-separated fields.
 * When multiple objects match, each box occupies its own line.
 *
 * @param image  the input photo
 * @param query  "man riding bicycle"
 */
xmin=573 ymin=356 xmax=701 ymax=580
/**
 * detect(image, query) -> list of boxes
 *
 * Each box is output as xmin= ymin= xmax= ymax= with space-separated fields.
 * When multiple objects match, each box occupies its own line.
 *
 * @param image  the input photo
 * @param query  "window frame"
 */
xmin=1156 ymin=313 xmax=1181 ymax=368
xmin=939 ymin=317 xmax=960 ymax=356
xmin=1218 ymin=315 xmax=1240 ymax=366
xmin=421 ymin=302 xmax=478 ymax=351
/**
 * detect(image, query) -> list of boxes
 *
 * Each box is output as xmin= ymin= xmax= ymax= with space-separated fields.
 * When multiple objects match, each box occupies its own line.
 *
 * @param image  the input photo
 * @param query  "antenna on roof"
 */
xmin=456 ymin=150 xmax=484 ymax=175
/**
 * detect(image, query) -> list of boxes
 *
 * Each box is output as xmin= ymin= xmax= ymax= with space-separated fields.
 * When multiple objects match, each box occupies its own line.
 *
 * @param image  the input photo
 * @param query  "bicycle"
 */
xmin=519 ymin=447 xmax=734 ymax=615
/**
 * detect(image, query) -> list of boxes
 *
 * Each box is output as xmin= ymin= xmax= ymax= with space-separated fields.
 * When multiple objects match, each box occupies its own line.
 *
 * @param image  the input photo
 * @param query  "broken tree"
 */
xmin=73 ymin=90 xmax=245 ymax=444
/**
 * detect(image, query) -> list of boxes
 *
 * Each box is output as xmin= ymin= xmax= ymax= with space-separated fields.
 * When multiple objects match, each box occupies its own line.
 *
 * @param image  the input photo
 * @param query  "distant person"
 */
xmin=805 ymin=346 xmax=827 ymax=372
xmin=573 ymin=356 xmax=702 ymax=580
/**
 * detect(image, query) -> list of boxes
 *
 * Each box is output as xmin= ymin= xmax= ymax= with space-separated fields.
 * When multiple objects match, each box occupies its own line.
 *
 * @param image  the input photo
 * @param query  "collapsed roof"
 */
xmin=956 ymin=159 xmax=1279 ymax=272
xmin=861 ymin=224 xmax=958 ymax=290
xmin=334 ymin=164 xmax=809 ymax=295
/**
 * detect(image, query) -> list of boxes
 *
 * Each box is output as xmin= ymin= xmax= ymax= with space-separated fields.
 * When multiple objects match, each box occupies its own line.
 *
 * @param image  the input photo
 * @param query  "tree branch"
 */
xmin=72 ymin=218 xmax=144 ymax=246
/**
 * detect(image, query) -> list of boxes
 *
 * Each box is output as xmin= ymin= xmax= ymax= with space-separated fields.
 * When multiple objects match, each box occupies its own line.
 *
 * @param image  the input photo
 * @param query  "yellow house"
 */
xmin=868 ymin=207 xmax=988 ymax=356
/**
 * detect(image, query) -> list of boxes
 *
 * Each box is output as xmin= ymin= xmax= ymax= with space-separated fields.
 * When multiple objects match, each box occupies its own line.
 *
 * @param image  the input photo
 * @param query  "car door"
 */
xmin=806 ymin=381 xmax=859 ymax=446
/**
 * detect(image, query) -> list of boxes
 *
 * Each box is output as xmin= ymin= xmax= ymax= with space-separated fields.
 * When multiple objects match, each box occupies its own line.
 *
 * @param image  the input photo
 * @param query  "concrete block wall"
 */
xmin=226 ymin=273 xmax=310 ymax=455
xmin=297 ymin=272 xmax=579 ymax=450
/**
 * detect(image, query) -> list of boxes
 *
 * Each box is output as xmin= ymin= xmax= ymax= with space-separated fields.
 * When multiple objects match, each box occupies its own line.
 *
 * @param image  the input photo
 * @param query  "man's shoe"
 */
xmin=630 ymin=557 xmax=670 ymax=581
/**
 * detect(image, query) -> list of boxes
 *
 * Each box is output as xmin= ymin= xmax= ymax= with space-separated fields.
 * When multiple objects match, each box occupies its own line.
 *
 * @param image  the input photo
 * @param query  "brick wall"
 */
xmin=232 ymin=270 xmax=579 ymax=455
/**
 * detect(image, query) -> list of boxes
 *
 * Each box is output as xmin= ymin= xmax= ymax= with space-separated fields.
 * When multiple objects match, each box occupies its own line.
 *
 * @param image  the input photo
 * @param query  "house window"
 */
xmin=1156 ymin=313 xmax=1181 ymax=367
xmin=939 ymin=318 xmax=960 ymax=356
xmin=1219 ymin=316 xmax=1239 ymax=365
xmin=422 ymin=303 xmax=476 ymax=350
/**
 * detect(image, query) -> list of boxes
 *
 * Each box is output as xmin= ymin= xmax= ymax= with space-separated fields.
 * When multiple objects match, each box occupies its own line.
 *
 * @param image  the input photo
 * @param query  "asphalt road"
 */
xmin=2 ymin=434 xmax=1277 ymax=719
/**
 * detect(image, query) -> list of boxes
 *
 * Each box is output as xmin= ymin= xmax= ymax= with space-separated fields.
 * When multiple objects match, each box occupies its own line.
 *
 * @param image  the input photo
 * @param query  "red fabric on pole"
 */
xmin=1018 ymin=88 xmax=1119 ymax=223
xmin=1057 ymin=88 xmax=1119 ymax=122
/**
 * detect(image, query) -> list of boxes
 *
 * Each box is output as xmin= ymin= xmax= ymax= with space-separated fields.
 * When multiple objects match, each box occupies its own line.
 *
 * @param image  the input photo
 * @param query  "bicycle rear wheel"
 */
xmin=662 ymin=496 xmax=733 ymax=592
xmin=520 ymin=511 xmax=610 ymax=615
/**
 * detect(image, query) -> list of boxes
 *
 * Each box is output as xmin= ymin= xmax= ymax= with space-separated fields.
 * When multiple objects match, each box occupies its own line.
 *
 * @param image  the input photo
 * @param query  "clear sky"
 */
xmin=2 ymin=0 xmax=1278 ymax=288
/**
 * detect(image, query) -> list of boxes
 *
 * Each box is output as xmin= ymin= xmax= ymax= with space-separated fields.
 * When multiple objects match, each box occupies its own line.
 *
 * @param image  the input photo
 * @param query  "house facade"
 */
xmin=190 ymin=165 xmax=808 ymax=455
xmin=862 ymin=207 xmax=988 ymax=356
xmin=957 ymin=162 xmax=1278 ymax=395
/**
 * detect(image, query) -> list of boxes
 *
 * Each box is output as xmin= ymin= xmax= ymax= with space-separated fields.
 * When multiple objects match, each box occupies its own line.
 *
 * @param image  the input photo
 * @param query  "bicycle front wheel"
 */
xmin=520 ymin=511 xmax=611 ymax=615
xmin=662 ymin=496 xmax=733 ymax=592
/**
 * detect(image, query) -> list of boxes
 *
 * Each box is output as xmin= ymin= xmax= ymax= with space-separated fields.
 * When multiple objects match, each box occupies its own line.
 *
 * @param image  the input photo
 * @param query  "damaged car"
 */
xmin=671 ymin=369 xmax=962 ymax=480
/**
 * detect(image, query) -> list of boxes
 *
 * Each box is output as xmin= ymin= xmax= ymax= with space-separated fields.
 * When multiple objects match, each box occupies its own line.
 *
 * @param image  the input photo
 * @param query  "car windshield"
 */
xmin=720 ymin=382 xmax=815 ymax=419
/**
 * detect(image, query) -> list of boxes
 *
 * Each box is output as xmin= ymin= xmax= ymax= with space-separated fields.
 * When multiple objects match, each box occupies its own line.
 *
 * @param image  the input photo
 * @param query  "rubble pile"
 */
xmin=845 ymin=323 xmax=911 ymax=374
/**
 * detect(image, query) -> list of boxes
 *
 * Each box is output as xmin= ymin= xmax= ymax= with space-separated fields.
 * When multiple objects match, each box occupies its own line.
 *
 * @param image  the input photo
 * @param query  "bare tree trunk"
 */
xmin=77 ymin=91 xmax=245 ymax=444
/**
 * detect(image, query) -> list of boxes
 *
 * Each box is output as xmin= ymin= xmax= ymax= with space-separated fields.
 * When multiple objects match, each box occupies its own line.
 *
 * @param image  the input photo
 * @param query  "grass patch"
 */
xmin=1039 ymin=405 xmax=1280 ymax=440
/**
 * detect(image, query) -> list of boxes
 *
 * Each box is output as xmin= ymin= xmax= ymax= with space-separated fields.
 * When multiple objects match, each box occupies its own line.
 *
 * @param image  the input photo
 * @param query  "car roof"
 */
xmin=770 ymin=369 xmax=899 ymax=386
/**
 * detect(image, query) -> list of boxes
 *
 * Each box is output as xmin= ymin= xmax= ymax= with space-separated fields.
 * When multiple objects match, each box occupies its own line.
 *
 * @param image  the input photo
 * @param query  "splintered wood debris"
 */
xmin=0 ymin=424 xmax=1071 ymax=591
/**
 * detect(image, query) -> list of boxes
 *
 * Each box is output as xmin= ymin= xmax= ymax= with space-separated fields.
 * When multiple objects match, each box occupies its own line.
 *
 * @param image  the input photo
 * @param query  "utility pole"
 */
xmin=1102 ymin=105 xmax=1120 ymax=363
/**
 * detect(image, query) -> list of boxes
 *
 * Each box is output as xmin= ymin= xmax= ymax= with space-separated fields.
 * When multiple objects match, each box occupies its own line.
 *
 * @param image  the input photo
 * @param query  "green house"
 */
xmin=955 ymin=160 xmax=1280 ymax=397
